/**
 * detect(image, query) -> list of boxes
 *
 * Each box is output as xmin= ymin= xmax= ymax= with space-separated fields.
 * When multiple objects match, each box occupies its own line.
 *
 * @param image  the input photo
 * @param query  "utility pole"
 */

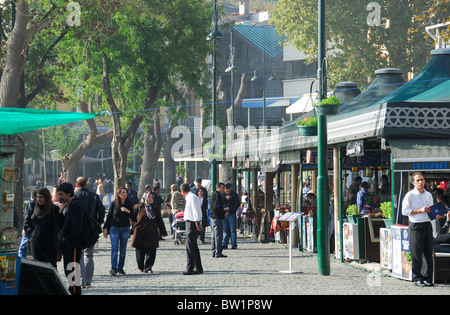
xmin=317 ymin=0 xmax=330 ymax=276
xmin=207 ymin=0 xmax=223 ymax=188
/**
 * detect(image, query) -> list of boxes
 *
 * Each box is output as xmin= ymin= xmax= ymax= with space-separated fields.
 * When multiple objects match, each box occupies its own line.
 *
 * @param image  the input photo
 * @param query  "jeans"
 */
xmin=18 ymin=234 xmax=29 ymax=258
xmin=223 ymin=214 xmax=237 ymax=248
xmin=109 ymin=226 xmax=130 ymax=271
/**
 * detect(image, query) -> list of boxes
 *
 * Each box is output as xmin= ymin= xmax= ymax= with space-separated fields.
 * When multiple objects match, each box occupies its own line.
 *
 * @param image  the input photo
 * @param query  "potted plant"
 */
xmin=296 ymin=117 xmax=318 ymax=136
xmin=313 ymin=96 xmax=341 ymax=116
xmin=380 ymin=201 xmax=393 ymax=228
xmin=346 ymin=204 xmax=360 ymax=223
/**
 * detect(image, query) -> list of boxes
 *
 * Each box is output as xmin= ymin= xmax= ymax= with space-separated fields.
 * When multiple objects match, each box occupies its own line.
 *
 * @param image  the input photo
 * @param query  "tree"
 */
xmin=271 ymin=0 xmax=436 ymax=86
xmin=415 ymin=0 xmax=450 ymax=45
xmin=0 ymin=0 xmax=70 ymax=223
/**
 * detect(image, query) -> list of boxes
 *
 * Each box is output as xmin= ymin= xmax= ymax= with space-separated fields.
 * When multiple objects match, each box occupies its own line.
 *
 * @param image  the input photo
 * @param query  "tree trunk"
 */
xmin=163 ymin=124 xmax=176 ymax=190
xmin=138 ymin=113 xmax=162 ymax=196
xmin=61 ymin=101 xmax=113 ymax=184
xmin=224 ymin=74 xmax=249 ymax=183
xmin=0 ymin=0 xmax=29 ymax=108
xmin=100 ymin=51 xmax=143 ymax=191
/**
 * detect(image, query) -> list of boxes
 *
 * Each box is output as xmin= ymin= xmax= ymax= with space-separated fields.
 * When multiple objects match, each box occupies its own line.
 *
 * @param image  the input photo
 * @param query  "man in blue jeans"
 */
xmin=222 ymin=183 xmax=239 ymax=250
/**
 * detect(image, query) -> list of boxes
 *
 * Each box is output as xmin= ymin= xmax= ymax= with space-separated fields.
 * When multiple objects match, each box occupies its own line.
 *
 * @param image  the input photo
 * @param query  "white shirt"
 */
xmin=402 ymin=188 xmax=433 ymax=223
xmin=183 ymin=192 xmax=203 ymax=222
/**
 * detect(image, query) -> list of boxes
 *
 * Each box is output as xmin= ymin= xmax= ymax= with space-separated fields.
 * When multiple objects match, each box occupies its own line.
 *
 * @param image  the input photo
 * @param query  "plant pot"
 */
xmin=314 ymin=104 xmax=341 ymax=116
xmin=297 ymin=125 xmax=317 ymax=136
xmin=383 ymin=218 xmax=392 ymax=228
xmin=347 ymin=214 xmax=361 ymax=224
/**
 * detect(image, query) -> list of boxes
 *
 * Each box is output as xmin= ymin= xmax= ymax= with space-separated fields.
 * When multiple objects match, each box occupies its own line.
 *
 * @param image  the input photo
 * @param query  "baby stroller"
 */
xmin=172 ymin=211 xmax=186 ymax=245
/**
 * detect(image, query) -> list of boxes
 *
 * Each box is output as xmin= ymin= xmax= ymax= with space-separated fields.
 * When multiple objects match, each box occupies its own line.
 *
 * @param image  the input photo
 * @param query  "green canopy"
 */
xmin=0 ymin=107 xmax=101 ymax=135
xmin=407 ymin=79 xmax=450 ymax=101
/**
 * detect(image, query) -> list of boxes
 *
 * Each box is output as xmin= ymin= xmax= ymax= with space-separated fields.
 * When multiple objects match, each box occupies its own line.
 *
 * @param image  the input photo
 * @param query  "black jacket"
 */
xmin=104 ymin=199 xmax=134 ymax=231
xmin=59 ymin=198 xmax=86 ymax=250
xmin=74 ymin=187 xmax=105 ymax=225
xmin=210 ymin=190 xmax=225 ymax=220
xmin=222 ymin=190 xmax=239 ymax=215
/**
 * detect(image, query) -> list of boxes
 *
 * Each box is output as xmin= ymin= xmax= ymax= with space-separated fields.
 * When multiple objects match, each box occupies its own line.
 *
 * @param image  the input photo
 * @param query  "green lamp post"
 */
xmin=207 ymin=0 xmax=223 ymax=188
xmin=316 ymin=0 xmax=330 ymax=276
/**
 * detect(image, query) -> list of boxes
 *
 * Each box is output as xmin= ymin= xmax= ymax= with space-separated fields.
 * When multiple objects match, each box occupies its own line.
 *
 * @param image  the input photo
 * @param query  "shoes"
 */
xmin=414 ymin=279 xmax=434 ymax=287
xmin=194 ymin=269 xmax=203 ymax=275
xmin=109 ymin=268 xmax=117 ymax=276
xmin=118 ymin=269 xmax=126 ymax=275
xmin=231 ymin=246 xmax=238 ymax=249
xmin=215 ymin=253 xmax=227 ymax=258
xmin=183 ymin=270 xmax=194 ymax=275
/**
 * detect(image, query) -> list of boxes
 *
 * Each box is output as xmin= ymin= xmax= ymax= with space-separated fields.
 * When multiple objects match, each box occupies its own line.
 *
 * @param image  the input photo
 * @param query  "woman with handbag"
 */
xmin=28 ymin=187 xmax=64 ymax=268
xmin=131 ymin=191 xmax=167 ymax=273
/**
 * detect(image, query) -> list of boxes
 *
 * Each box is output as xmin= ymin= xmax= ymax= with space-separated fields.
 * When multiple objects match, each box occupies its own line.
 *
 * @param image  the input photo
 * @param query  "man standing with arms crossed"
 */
xmin=180 ymin=183 xmax=204 ymax=275
xmin=402 ymin=172 xmax=434 ymax=287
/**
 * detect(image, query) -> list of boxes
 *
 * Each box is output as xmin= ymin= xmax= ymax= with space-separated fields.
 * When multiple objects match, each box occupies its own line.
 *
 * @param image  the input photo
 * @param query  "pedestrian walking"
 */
xmin=104 ymin=176 xmax=114 ymax=208
xmin=191 ymin=178 xmax=208 ymax=244
xmin=103 ymin=187 xmax=134 ymax=276
xmin=56 ymin=182 xmax=86 ymax=295
xmin=210 ymin=182 xmax=226 ymax=258
xmin=401 ymin=172 xmax=434 ymax=287
xmin=165 ymin=184 xmax=176 ymax=236
xmin=28 ymin=187 xmax=64 ymax=267
xmin=131 ymin=191 xmax=167 ymax=273
xmin=222 ymin=183 xmax=239 ymax=249
xmin=180 ymin=183 xmax=203 ymax=275
xmin=126 ymin=182 xmax=139 ymax=206
xmin=96 ymin=178 xmax=106 ymax=204
xmin=74 ymin=177 xmax=106 ymax=288
xmin=19 ymin=191 xmax=37 ymax=258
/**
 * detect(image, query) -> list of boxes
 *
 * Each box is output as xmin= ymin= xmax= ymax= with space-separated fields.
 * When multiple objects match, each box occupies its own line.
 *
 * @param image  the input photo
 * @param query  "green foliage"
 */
xmin=42 ymin=124 xmax=85 ymax=158
xmin=296 ymin=116 xmax=318 ymax=127
xmin=313 ymin=96 xmax=341 ymax=107
xmin=271 ymin=0 xmax=434 ymax=86
xmin=346 ymin=204 xmax=358 ymax=216
xmin=380 ymin=201 xmax=392 ymax=219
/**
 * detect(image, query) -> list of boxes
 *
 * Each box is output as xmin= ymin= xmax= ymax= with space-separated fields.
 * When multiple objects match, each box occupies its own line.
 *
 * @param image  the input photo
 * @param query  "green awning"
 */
xmin=407 ymin=79 xmax=450 ymax=102
xmin=0 ymin=107 xmax=101 ymax=135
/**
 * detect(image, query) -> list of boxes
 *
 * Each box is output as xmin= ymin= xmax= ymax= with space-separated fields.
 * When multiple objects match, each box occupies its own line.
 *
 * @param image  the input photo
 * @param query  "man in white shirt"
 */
xmin=401 ymin=172 xmax=433 ymax=287
xmin=180 ymin=183 xmax=203 ymax=275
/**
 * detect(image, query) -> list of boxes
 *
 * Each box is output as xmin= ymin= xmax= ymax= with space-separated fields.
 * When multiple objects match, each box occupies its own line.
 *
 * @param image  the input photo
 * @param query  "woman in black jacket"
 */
xmin=29 ymin=187 xmax=64 ymax=267
xmin=103 ymin=187 xmax=134 ymax=276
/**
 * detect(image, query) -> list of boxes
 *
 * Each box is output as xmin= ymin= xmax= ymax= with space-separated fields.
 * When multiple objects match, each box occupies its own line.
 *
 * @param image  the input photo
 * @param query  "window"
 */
xmin=285 ymin=60 xmax=317 ymax=79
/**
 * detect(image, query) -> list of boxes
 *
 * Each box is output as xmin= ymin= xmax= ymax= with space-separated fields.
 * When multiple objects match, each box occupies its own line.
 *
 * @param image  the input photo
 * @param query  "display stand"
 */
xmin=277 ymin=212 xmax=303 ymax=274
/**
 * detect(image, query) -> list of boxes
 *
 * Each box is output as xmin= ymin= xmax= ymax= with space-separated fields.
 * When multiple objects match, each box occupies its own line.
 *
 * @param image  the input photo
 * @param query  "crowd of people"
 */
xmin=19 ymin=174 xmax=244 ymax=295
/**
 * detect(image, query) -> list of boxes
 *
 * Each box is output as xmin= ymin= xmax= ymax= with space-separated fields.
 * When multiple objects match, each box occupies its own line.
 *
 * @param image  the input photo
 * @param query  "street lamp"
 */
xmin=225 ymin=27 xmax=238 ymax=191
xmin=207 ymin=0 xmax=223 ymax=188
xmin=317 ymin=0 xmax=330 ymax=276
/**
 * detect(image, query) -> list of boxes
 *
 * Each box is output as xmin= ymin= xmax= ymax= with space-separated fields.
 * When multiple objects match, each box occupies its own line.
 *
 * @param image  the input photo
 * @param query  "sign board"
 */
xmin=277 ymin=212 xmax=303 ymax=222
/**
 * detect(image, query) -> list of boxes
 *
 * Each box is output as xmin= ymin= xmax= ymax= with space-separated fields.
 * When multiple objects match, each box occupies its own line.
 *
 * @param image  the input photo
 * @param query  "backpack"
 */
xmin=80 ymin=208 xmax=102 ymax=249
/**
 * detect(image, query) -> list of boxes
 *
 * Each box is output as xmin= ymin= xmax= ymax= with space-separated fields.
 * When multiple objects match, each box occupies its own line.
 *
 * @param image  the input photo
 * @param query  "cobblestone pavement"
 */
xmin=57 ymin=218 xmax=449 ymax=296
